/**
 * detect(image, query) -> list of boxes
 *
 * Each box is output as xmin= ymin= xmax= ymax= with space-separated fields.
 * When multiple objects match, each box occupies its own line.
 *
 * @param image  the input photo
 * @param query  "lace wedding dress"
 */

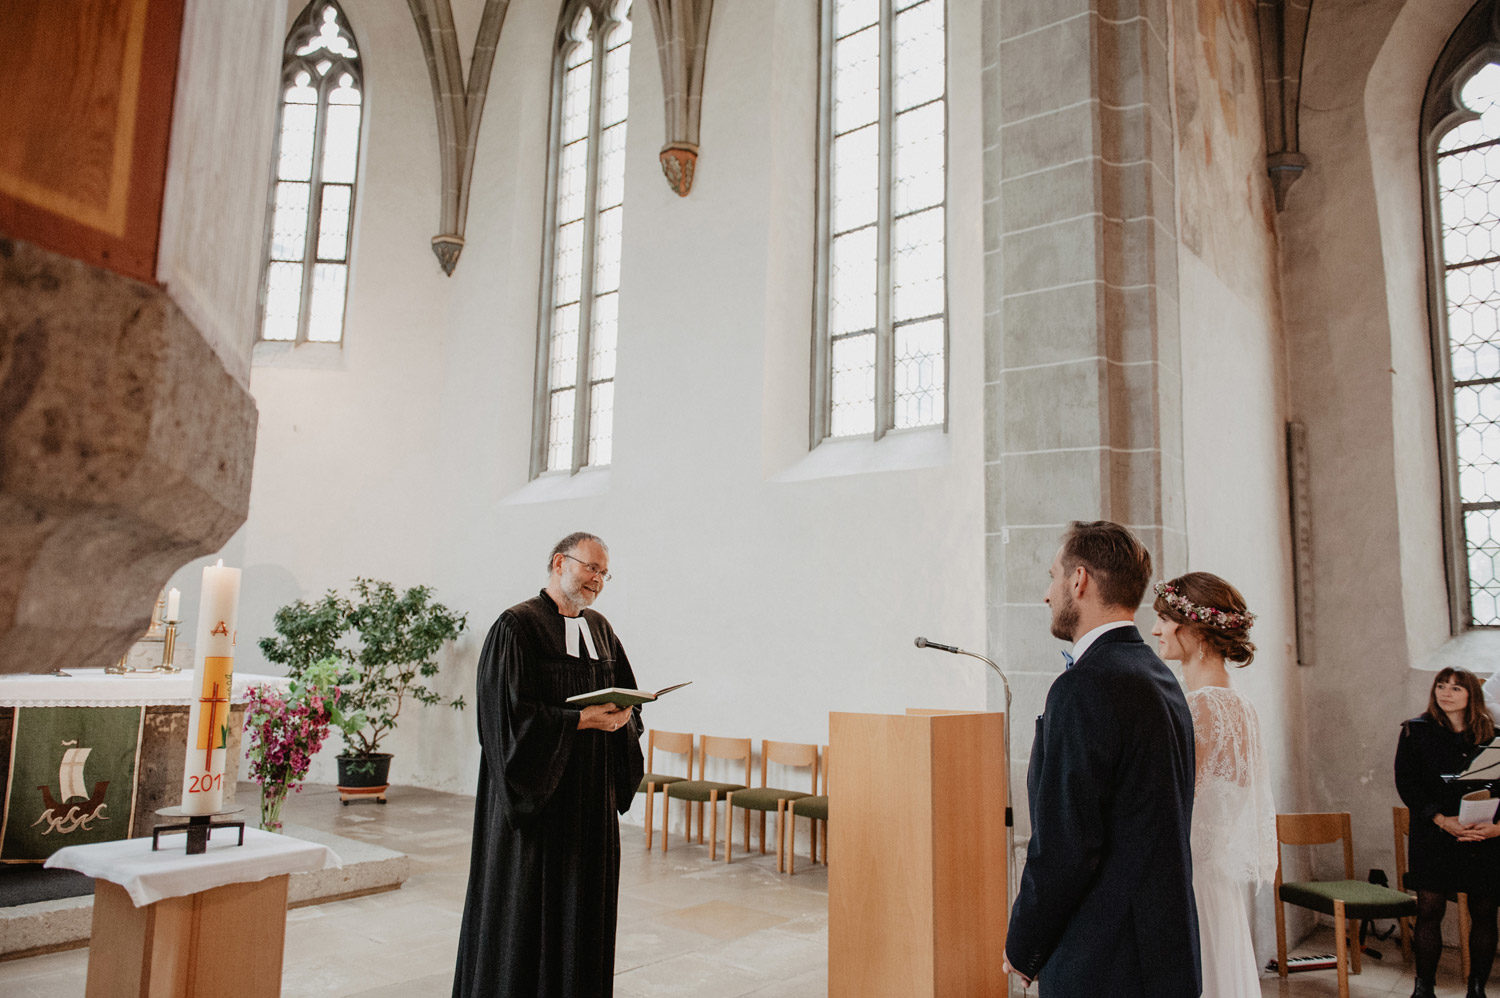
xmin=1188 ymin=685 xmax=1279 ymax=998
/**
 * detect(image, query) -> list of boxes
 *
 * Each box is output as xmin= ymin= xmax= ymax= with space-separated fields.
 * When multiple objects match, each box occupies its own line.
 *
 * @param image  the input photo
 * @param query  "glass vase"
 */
xmin=260 ymin=786 xmax=287 ymax=833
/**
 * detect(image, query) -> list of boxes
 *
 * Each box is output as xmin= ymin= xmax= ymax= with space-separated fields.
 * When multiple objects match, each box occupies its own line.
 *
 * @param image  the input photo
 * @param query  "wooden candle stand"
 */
xmin=48 ymin=828 xmax=339 ymax=998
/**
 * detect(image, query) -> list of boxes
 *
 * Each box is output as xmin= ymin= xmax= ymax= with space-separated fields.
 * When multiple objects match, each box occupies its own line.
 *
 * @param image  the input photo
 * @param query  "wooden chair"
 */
xmin=787 ymin=744 xmax=828 ymax=875
xmin=1274 ymin=811 xmax=1417 ymax=998
xmin=661 ymin=735 xmax=750 ymax=860
xmin=1393 ymin=805 xmax=1470 ymax=978
xmin=724 ymin=740 xmax=819 ymax=870
xmin=637 ymin=730 xmax=693 ymax=851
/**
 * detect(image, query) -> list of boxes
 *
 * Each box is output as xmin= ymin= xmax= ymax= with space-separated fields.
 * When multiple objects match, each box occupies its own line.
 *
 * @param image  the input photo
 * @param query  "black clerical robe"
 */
xmin=452 ymin=592 xmax=645 ymax=998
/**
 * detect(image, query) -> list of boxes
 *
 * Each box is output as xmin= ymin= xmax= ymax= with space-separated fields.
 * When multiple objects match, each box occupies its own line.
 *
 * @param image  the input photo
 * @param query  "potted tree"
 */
xmin=259 ymin=578 xmax=467 ymax=803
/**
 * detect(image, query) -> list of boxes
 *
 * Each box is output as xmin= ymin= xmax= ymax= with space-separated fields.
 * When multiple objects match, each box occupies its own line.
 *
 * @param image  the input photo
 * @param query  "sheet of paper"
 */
xmin=1460 ymin=792 xmax=1498 ymax=825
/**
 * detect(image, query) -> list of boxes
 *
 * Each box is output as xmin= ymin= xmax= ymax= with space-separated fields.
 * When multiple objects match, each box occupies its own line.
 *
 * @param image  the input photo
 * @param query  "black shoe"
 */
xmin=1412 ymin=980 xmax=1436 ymax=998
xmin=1469 ymin=978 xmax=1488 ymax=998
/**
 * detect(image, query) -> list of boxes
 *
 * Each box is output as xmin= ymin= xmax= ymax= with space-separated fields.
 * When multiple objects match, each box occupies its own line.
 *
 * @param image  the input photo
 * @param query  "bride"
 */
xmin=1152 ymin=572 xmax=1278 ymax=998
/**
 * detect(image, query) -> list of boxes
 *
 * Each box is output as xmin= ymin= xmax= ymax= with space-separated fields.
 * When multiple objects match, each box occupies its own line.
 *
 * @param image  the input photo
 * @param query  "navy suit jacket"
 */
xmin=1005 ymin=626 xmax=1201 ymax=997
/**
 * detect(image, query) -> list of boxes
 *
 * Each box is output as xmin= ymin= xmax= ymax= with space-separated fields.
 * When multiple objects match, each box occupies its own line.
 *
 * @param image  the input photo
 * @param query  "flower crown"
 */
xmin=1153 ymin=581 xmax=1256 ymax=631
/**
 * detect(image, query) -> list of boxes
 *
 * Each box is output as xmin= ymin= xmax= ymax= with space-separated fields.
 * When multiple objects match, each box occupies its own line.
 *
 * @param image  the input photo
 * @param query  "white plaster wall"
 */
xmin=1178 ymin=247 xmax=1305 ymax=959
xmin=169 ymin=0 xmax=454 ymax=777
xmin=1177 ymin=254 xmax=1302 ymax=791
xmin=1170 ymin=0 xmax=1304 ymax=817
xmin=1369 ymin=0 xmax=1475 ymax=665
xmin=1278 ymin=0 xmax=1477 ymax=883
xmin=1170 ymin=0 xmax=1308 ymax=954
xmin=157 ymin=0 xmax=287 ymax=386
xmin=170 ymin=0 xmax=988 ymax=807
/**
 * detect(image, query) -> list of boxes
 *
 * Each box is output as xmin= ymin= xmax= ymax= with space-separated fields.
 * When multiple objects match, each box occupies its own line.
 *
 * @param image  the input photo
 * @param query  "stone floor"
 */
xmin=0 ymin=783 xmax=1482 ymax=997
xmin=1265 ymin=954 xmax=1477 ymax=998
xmin=0 ymin=784 xmax=828 ymax=997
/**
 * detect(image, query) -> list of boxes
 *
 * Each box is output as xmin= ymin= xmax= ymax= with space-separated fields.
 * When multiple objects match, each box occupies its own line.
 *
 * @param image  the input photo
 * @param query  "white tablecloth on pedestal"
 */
xmin=45 ymin=828 xmax=340 ymax=907
xmin=0 ymin=669 xmax=288 ymax=707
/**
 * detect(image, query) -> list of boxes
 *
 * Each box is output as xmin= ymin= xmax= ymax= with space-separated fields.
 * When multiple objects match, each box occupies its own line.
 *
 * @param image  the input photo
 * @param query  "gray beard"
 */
xmin=560 ymin=581 xmax=597 ymax=613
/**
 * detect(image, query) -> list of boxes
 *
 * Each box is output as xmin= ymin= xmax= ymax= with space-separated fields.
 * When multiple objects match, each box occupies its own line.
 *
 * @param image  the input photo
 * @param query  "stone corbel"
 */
xmin=406 ymin=0 xmax=511 ymax=274
xmin=431 ymin=235 xmax=464 ymax=274
xmin=643 ymin=0 xmax=713 ymax=197
xmin=1256 ymin=0 xmax=1313 ymax=211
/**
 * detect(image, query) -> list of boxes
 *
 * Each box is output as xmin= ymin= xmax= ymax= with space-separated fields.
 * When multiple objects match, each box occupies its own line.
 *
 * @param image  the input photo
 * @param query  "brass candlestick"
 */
xmin=157 ymin=621 xmax=180 ymax=672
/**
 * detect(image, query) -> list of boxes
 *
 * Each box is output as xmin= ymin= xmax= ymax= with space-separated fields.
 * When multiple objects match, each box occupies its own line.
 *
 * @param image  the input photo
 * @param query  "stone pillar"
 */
xmin=0 ymin=239 xmax=257 ymax=675
xmin=981 ymin=0 xmax=1184 ymax=808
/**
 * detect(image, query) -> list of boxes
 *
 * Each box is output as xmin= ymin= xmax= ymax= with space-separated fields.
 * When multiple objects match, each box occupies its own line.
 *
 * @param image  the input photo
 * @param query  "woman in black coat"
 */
xmin=1396 ymin=668 xmax=1500 ymax=998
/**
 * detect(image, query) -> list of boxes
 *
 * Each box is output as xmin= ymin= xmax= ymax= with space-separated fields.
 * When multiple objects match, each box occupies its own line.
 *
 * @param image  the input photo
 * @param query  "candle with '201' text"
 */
xmin=180 ymin=560 xmax=240 ymax=814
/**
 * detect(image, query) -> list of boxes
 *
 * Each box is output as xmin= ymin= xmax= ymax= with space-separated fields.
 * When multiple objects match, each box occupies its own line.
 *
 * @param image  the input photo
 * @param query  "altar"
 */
xmin=0 ymin=670 xmax=286 ymax=860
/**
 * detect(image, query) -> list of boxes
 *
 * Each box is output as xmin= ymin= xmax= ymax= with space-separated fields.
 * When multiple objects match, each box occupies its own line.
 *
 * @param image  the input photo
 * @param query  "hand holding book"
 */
xmin=567 ymin=681 xmax=692 ymax=709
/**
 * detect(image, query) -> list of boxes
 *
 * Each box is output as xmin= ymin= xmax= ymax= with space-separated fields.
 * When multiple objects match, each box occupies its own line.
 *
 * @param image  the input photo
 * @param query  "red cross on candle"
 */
xmin=202 ymin=681 xmax=229 ymax=772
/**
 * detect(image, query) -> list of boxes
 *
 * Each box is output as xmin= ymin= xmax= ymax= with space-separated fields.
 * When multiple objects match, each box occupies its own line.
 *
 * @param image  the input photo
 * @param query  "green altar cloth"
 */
xmin=1 ymin=706 xmax=144 ymax=862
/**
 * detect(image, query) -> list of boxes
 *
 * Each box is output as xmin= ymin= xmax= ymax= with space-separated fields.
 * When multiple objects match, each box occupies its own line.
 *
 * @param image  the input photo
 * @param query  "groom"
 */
xmin=1003 ymin=520 xmax=1200 ymax=996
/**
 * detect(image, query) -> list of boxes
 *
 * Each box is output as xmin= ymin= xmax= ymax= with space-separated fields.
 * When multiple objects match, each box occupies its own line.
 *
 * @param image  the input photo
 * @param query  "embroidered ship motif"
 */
xmin=32 ymin=742 xmax=110 ymax=835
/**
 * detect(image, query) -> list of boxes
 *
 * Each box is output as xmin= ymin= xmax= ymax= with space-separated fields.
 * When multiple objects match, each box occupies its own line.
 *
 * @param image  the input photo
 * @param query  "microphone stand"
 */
xmin=915 ymin=636 xmax=1020 ymax=995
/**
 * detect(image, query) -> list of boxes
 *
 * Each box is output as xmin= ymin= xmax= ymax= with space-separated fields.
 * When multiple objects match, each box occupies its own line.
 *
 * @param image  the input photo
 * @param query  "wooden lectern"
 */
xmin=828 ymin=710 xmax=1009 ymax=998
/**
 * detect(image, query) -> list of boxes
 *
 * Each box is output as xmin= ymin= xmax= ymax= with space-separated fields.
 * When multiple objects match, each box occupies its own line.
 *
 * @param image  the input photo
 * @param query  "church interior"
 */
xmin=3 ymin=0 xmax=1500 ymax=993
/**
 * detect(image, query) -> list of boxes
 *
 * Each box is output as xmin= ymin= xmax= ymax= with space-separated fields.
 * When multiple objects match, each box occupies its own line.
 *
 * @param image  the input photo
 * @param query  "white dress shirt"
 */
xmin=1070 ymin=619 xmax=1136 ymax=665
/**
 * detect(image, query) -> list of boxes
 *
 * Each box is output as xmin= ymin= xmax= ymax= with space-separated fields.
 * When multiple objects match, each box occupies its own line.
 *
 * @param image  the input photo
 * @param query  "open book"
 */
xmin=566 ymin=681 xmax=692 ymax=708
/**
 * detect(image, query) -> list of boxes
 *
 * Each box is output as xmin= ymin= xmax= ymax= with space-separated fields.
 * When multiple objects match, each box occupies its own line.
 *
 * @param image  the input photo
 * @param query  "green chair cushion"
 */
xmin=665 ymin=779 xmax=746 ymax=802
xmin=637 ymin=773 xmax=686 ymax=792
xmin=728 ymin=787 xmax=810 ymax=811
xmin=790 ymin=795 xmax=828 ymax=820
xmin=1279 ymin=879 xmax=1418 ymax=919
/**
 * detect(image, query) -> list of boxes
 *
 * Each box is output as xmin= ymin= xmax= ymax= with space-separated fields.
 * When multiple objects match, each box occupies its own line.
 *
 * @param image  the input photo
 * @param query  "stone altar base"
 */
xmin=0 ymin=822 xmax=408 ymax=961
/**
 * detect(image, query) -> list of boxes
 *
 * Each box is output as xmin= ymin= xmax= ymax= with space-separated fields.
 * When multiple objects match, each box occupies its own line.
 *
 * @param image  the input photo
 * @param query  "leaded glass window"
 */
xmin=1436 ymin=61 xmax=1500 ymax=625
xmin=260 ymin=1 xmax=362 ymax=345
xmin=815 ymin=0 xmax=947 ymax=442
xmin=534 ymin=0 xmax=631 ymax=475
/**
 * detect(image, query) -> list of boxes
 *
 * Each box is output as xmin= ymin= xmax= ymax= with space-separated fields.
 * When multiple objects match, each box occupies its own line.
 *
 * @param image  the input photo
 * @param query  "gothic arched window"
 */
xmin=813 ymin=0 xmax=947 ymax=442
xmin=260 ymin=0 xmax=363 ymax=345
xmin=533 ymin=0 xmax=632 ymax=476
xmin=1426 ymin=2 xmax=1500 ymax=629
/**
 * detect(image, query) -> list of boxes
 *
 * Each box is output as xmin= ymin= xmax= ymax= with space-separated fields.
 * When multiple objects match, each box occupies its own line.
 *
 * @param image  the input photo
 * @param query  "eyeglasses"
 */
xmin=562 ymin=553 xmax=612 ymax=582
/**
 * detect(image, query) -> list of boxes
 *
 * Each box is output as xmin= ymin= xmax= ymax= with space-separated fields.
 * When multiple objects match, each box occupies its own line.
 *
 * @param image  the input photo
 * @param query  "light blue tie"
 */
xmin=1061 ymin=649 xmax=1075 ymax=669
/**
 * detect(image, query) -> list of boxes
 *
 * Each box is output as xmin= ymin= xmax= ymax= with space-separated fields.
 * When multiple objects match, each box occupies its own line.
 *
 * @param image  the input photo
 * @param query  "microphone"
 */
xmin=913 ymin=635 xmax=1014 ymax=832
xmin=915 ymin=636 xmax=1007 ymax=689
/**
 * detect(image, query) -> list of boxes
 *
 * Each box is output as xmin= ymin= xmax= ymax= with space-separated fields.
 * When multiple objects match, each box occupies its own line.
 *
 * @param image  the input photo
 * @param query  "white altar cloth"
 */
xmin=46 ymin=828 xmax=340 ymax=907
xmin=0 ymin=669 xmax=288 ymax=708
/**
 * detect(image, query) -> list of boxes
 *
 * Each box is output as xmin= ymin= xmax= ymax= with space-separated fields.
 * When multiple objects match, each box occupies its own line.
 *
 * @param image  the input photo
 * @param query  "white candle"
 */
xmin=166 ymin=587 xmax=181 ymax=623
xmin=180 ymin=560 xmax=240 ymax=815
